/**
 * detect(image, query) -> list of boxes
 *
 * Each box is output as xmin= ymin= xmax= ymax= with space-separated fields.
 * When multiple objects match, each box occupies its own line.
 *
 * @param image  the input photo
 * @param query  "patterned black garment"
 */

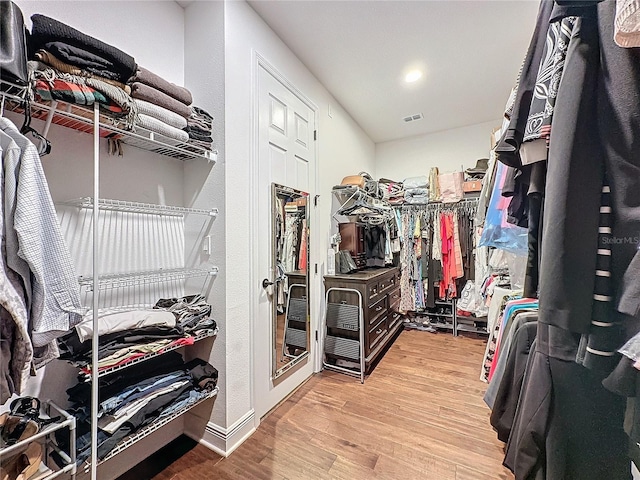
xmin=524 ymin=15 xmax=578 ymax=144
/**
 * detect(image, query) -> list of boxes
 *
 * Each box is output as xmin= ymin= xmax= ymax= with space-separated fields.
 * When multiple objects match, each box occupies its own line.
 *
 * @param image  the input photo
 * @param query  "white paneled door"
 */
xmin=254 ymin=63 xmax=316 ymax=420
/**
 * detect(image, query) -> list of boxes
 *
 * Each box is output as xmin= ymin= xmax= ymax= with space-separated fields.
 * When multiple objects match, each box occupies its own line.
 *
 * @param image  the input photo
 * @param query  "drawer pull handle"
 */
xmin=376 ymin=306 xmax=383 ymax=312
xmin=375 ymin=329 xmax=383 ymax=334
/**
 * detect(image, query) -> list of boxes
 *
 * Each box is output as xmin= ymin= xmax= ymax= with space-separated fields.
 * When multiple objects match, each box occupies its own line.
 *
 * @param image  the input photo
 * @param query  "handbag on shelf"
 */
xmin=438 ymin=171 xmax=465 ymax=203
xmin=340 ymin=175 xmax=366 ymax=189
xmin=0 ymin=1 xmax=29 ymax=87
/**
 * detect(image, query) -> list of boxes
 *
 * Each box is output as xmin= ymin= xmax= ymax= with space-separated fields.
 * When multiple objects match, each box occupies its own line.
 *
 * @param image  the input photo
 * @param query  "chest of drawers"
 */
xmin=323 ymin=267 xmax=403 ymax=373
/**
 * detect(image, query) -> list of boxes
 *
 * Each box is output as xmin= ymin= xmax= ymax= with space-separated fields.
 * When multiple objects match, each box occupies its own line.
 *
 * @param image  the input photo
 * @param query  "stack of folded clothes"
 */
xmin=27 ymin=14 xmax=214 ymax=152
xmin=378 ymin=178 xmax=405 ymax=205
xmin=28 ymin=14 xmax=138 ymax=126
xmin=128 ymin=66 xmax=191 ymax=142
xmin=127 ymin=66 xmax=214 ymax=151
xmin=56 ymin=351 xmax=218 ymax=464
xmin=57 ymin=294 xmax=216 ymax=375
xmin=403 ymin=175 xmax=429 ymax=205
xmin=185 ymin=106 xmax=214 ymax=152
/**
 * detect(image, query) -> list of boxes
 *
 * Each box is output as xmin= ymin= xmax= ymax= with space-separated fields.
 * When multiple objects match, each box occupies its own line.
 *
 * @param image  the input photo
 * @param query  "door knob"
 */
xmin=262 ymin=278 xmax=274 ymax=289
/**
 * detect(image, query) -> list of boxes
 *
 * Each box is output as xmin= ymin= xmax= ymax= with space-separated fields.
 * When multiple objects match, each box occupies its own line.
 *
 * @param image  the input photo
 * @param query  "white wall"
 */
xmin=375 ymin=120 xmax=498 ymax=180
xmin=182 ymin=0 xmax=227 ymax=434
xmin=16 ymin=1 xmax=185 ymax=85
xmin=222 ymin=0 xmax=375 ymax=435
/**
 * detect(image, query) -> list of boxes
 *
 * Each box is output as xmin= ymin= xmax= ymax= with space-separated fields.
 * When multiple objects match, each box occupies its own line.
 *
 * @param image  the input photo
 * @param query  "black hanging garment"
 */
xmin=364 ymin=225 xmax=386 ymax=267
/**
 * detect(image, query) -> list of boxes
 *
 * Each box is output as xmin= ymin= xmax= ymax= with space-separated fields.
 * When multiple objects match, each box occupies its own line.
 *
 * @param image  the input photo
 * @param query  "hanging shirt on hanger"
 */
xmin=0 ymin=129 xmax=33 ymax=402
xmin=0 ymin=118 xmax=85 ymax=364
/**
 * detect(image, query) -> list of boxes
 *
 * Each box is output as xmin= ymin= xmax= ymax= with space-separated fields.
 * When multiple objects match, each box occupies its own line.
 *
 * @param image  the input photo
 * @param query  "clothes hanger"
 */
xmin=20 ymin=101 xmax=51 ymax=156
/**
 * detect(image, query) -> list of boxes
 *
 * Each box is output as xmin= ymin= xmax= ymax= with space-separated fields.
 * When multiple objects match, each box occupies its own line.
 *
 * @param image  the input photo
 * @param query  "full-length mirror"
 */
xmin=271 ymin=183 xmax=310 ymax=378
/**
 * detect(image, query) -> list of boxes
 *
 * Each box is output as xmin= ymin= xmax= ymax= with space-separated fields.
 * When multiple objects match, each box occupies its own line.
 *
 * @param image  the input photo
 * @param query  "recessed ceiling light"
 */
xmin=405 ymin=70 xmax=423 ymax=83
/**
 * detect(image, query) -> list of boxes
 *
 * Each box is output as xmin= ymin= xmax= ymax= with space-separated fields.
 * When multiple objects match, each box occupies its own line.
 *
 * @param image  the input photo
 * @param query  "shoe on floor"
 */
xmin=0 ymin=442 xmax=42 ymax=480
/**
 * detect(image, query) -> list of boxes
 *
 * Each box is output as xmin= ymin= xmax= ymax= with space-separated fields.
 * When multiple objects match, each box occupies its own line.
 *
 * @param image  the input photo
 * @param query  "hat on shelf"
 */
xmin=466 ymin=158 xmax=489 ymax=177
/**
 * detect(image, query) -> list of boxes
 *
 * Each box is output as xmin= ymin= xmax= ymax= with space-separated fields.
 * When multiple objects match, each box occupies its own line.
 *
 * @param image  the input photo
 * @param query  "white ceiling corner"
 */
xmin=248 ymin=0 xmax=540 ymax=144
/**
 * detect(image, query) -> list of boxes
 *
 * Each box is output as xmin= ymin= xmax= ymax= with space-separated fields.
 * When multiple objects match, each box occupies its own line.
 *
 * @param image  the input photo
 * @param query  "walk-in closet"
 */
xmin=1 ymin=1 xmax=638 ymax=480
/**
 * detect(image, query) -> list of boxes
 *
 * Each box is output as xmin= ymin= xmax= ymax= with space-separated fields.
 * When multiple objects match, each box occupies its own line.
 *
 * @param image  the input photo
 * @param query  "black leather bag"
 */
xmin=0 ymin=1 xmax=29 ymax=86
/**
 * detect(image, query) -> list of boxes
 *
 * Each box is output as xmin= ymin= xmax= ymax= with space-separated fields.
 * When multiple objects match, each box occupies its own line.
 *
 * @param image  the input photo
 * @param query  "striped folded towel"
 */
xmin=135 ymin=114 xmax=189 ymax=142
xmin=134 ymin=99 xmax=187 ymax=130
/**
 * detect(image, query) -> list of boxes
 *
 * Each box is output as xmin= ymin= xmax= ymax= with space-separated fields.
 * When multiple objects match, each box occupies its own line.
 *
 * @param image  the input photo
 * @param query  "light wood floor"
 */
xmin=123 ymin=330 xmax=514 ymax=480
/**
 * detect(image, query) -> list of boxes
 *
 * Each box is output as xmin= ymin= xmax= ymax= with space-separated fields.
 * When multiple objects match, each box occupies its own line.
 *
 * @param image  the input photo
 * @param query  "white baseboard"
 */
xmin=185 ymin=409 xmax=256 ymax=457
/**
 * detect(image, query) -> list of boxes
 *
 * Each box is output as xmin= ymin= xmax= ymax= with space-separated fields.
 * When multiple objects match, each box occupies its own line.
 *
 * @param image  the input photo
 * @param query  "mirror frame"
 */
xmin=271 ymin=183 xmax=310 ymax=379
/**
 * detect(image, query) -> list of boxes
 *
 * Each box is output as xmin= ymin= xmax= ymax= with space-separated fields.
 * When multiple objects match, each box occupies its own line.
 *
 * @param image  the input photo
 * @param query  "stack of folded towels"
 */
xmin=403 ymin=176 xmax=429 ymax=205
xmin=127 ymin=66 xmax=214 ymax=151
xmin=27 ymin=14 xmax=214 ymax=152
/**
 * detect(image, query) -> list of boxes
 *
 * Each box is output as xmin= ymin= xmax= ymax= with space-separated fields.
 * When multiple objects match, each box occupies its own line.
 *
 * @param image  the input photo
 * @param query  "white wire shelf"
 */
xmin=455 ymin=323 xmax=490 ymax=335
xmin=77 ymin=327 xmax=219 ymax=378
xmin=96 ymin=387 xmax=219 ymax=466
xmin=331 ymin=185 xmax=392 ymax=222
xmin=0 ymin=80 xmax=29 ymax=109
xmin=60 ymin=197 xmax=218 ymax=217
xmin=78 ymin=267 xmax=219 ymax=291
xmin=331 ymin=185 xmax=364 ymax=195
xmin=0 ymin=85 xmax=216 ymax=162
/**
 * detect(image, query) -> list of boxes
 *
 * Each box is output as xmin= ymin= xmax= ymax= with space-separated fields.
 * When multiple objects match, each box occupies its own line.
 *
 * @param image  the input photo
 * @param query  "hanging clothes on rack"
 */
xmin=395 ymin=199 xmax=479 ymax=313
xmin=0 ymin=115 xmax=84 ymax=404
xmin=364 ymin=224 xmax=386 ymax=268
xmin=282 ymin=213 xmax=299 ymax=273
xmin=298 ymin=221 xmax=308 ymax=272
xmin=399 ymin=211 xmax=416 ymax=312
xmin=489 ymin=2 xmax=638 ymax=478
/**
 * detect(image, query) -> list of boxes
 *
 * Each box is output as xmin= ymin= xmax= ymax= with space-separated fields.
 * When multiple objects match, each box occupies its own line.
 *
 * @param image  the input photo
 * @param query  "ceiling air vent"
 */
xmin=403 ymin=113 xmax=424 ymax=123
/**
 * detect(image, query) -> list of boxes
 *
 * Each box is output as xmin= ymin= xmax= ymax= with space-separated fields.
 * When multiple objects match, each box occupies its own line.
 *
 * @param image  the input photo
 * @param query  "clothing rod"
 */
xmin=396 ymin=199 xmax=479 ymax=210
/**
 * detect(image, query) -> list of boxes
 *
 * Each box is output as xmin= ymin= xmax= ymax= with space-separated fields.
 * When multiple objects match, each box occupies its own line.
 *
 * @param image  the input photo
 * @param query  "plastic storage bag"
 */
xmin=479 ymin=161 xmax=528 ymax=255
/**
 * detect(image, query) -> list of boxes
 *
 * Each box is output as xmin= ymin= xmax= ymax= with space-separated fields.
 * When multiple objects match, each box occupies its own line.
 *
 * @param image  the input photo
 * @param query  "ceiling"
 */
xmin=247 ymin=0 xmax=540 ymax=144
